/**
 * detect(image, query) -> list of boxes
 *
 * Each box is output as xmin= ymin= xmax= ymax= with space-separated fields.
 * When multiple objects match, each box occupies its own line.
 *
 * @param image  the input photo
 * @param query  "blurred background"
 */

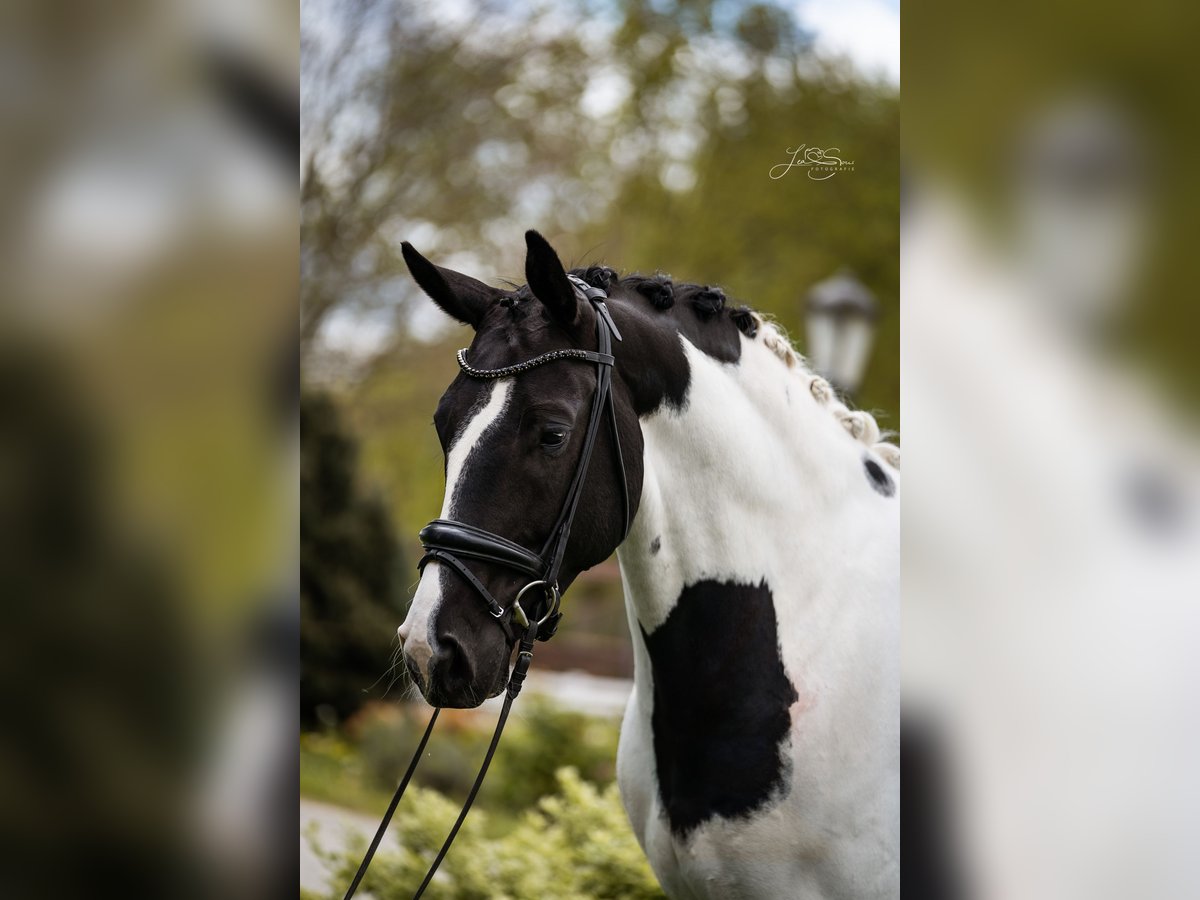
xmin=299 ymin=0 xmax=897 ymax=896
xmin=0 ymin=1 xmax=297 ymax=898
xmin=903 ymin=1 xmax=1200 ymax=898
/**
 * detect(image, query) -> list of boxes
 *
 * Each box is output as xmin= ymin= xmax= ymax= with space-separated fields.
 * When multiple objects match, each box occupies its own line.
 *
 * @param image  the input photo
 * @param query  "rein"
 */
xmin=342 ymin=275 xmax=628 ymax=900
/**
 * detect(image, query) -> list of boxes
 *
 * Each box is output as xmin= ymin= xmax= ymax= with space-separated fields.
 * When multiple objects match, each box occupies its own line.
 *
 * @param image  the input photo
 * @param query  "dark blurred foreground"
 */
xmin=0 ymin=2 xmax=296 ymax=897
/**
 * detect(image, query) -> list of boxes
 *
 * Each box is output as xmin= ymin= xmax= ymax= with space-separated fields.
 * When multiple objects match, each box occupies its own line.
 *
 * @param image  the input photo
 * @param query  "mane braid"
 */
xmin=750 ymin=313 xmax=899 ymax=469
xmin=569 ymin=266 xmax=900 ymax=470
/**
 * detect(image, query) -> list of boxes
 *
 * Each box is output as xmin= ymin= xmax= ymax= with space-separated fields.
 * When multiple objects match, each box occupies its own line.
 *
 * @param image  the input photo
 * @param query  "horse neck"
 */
xmin=616 ymin=332 xmax=884 ymax=634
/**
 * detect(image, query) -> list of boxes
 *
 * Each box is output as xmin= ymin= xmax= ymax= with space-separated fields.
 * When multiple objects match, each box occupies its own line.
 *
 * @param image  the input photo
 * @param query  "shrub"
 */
xmin=312 ymin=768 xmax=664 ymax=900
xmin=301 ymin=390 xmax=407 ymax=727
xmin=348 ymin=698 xmax=621 ymax=815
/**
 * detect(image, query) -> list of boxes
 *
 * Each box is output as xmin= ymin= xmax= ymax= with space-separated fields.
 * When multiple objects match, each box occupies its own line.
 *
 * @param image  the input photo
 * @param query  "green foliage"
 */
xmin=302 ymin=698 xmax=620 ymax=817
xmin=301 ymin=391 xmax=407 ymax=725
xmin=581 ymin=66 xmax=900 ymax=433
xmin=300 ymin=730 xmax=398 ymax=813
xmin=483 ymin=696 xmax=620 ymax=811
xmin=312 ymin=768 xmax=664 ymax=900
xmin=301 ymin=703 xmax=653 ymax=897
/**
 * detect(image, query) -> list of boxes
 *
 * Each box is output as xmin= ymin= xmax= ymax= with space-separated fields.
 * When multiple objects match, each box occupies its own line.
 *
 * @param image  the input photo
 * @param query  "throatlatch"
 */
xmin=342 ymin=275 xmax=626 ymax=900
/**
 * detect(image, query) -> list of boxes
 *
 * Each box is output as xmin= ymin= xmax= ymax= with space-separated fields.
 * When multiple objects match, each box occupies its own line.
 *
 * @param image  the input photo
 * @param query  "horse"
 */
xmin=397 ymin=231 xmax=899 ymax=899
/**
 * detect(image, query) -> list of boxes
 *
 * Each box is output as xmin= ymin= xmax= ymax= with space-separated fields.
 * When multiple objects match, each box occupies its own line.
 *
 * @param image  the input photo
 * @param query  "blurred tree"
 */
xmin=584 ymin=59 xmax=899 ymax=429
xmin=301 ymin=0 xmax=606 ymax=356
xmin=0 ymin=337 xmax=205 ymax=898
xmin=300 ymin=391 xmax=406 ymax=726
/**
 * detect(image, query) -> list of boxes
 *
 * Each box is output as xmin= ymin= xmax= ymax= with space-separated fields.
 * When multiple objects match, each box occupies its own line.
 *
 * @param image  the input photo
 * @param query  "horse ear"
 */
xmin=524 ymin=230 xmax=580 ymax=327
xmin=401 ymin=242 xmax=498 ymax=329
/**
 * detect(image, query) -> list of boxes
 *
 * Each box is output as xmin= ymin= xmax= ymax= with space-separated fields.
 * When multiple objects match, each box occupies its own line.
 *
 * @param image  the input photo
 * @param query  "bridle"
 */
xmin=418 ymin=274 xmax=630 ymax=642
xmin=343 ymin=275 xmax=629 ymax=900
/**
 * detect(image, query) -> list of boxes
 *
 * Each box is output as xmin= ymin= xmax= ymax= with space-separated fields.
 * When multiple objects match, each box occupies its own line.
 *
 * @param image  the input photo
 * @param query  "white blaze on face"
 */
xmin=398 ymin=380 xmax=512 ymax=681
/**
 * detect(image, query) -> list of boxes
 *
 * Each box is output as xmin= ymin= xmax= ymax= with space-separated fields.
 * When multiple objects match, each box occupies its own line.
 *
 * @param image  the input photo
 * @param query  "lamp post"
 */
xmin=1012 ymin=97 xmax=1147 ymax=330
xmin=805 ymin=269 xmax=879 ymax=398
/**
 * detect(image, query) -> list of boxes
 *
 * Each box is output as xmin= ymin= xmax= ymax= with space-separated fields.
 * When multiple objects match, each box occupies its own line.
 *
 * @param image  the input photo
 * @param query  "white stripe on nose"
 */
xmin=441 ymin=380 xmax=512 ymax=518
xmin=399 ymin=381 xmax=512 ymax=684
xmin=399 ymin=566 xmax=441 ymax=681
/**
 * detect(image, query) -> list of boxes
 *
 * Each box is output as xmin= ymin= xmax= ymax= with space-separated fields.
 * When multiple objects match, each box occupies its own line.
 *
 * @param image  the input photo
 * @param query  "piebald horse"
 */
xmin=397 ymin=231 xmax=899 ymax=899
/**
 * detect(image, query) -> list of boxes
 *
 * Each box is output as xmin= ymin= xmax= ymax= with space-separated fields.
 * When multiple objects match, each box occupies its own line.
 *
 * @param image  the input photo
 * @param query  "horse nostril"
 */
xmin=432 ymin=633 xmax=474 ymax=688
xmin=403 ymin=655 xmax=424 ymax=688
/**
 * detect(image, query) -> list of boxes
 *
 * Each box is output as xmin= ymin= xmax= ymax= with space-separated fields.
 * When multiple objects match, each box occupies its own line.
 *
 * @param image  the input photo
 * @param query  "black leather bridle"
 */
xmin=343 ymin=275 xmax=629 ymax=900
xmin=419 ymin=273 xmax=630 ymax=643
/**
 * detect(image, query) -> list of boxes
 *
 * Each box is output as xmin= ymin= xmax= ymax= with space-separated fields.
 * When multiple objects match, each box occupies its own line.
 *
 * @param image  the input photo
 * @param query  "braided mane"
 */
xmin=571 ymin=265 xmax=900 ymax=470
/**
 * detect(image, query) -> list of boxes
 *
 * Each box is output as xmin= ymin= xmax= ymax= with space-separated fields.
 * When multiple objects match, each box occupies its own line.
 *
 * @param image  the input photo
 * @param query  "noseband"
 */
xmin=343 ymin=275 xmax=630 ymax=900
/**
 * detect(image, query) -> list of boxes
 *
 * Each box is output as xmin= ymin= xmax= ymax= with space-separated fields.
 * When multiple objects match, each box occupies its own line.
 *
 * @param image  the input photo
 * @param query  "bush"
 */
xmin=301 ymin=391 xmax=407 ymax=727
xmin=312 ymin=768 xmax=664 ymax=900
xmin=347 ymin=698 xmax=620 ymax=816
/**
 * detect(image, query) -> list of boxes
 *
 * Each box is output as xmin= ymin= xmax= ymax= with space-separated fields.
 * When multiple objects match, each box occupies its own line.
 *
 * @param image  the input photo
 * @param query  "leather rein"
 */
xmin=342 ymin=275 xmax=629 ymax=900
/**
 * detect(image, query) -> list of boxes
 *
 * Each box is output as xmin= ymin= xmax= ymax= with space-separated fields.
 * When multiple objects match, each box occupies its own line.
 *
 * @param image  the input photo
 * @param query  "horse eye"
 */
xmin=540 ymin=426 xmax=568 ymax=449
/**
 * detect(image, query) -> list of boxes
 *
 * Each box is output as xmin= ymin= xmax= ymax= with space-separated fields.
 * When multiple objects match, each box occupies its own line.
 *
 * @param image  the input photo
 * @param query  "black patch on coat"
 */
xmin=640 ymin=579 xmax=798 ymax=838
xmin=655 ymin=282 xmax=742 ymax=365
xmin=864 ymin=457 xmax=895 ymax=497
xmin=566 ymin=268 xmax=749 ymax=415
xmin=649 ymin=535 xmax=661 ymax=554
